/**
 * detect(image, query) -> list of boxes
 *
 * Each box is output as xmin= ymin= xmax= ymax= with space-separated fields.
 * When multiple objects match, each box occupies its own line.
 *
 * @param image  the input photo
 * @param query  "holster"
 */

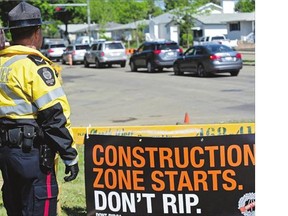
xmin=7 ymin=128 xmax=22 ymax=147
xmin=22 ymin=126 xmax=35 ymax=152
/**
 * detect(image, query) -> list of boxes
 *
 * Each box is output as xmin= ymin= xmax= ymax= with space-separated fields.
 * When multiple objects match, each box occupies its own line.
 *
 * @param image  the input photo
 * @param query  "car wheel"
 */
xmin=197 ymin=64 xmax=207 ymax=77
xmin=230 ymin=70 xmax=239 ymax=76
xmin=84 ymin=58 xmax=89 ymax=68
xmin=173 ymin=63 xmax=183 ymax=75
xmin=130 ymin=61 xmax=137 ymax=72
xmin=62 ymin=58 xmax=66 ymax=65
xmin=147 ymin=61 xmax=155 ymax=72
xmin=95 ymin=59 xmax=102 ymax=68
xmin=120 ymin=61 xmax=126 ymax=68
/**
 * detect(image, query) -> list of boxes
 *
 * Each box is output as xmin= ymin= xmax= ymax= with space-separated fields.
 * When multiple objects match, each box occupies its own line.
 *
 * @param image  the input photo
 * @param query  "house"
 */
xmin=193 ymin=12 xmax=255 ymax=41
xmin=108 ymin=19 xmax=149 ymax=41
xmin=58 ymin=23 xmax=89 ymax=43
xmin=58 ymin=22 xmax=127 ymax=43
xmin=147 ymin=2 xmax=223 ymax=44
xmin=148 ymin=0 xmax=255 ymax=44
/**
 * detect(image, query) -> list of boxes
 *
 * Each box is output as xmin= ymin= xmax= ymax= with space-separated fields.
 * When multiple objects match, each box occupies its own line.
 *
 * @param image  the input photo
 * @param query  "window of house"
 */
xmin=229 ymin=22 xmax=240 ymax=31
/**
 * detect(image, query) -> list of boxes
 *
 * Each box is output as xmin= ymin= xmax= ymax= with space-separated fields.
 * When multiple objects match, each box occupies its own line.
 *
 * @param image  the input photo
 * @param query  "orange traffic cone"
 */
xmin=184 ymin=112 xmax=190 ymax=124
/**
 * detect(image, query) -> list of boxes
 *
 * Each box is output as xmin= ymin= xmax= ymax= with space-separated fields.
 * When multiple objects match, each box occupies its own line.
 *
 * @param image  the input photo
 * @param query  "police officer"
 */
xmin=0 ymin=2 xmax=79 ymax=215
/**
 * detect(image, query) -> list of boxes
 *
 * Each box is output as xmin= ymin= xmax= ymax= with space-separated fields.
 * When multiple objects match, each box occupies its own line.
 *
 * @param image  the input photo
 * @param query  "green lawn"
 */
xmin=0 ymin=144 xmax=86 ymax=216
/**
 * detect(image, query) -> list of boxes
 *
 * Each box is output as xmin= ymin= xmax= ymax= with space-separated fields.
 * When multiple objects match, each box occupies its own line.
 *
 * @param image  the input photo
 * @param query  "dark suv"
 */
xmin=129 ymin=40 xmax=183 ymax=72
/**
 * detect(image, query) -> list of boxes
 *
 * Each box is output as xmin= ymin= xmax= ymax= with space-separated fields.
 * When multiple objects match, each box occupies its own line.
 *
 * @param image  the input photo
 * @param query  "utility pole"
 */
xmin=87 ymin=0 xmax=91 ymax=45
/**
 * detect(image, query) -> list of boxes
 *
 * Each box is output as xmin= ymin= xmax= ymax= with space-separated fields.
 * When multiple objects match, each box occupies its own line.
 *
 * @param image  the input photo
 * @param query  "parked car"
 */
xmin=62 ymin=44 xmax=90 ymax=65
xmin=84 ymin=40 xmax=127 ymax=68
xmin=173 ymin=44 xmax=243 ymax=77
xmin=129 ymin=40 xmax=183 ymax=72
xmin=41 ymin=42 xmax=66 ymax=62
xmin=193 ymin=35 xmax=238 ymax=49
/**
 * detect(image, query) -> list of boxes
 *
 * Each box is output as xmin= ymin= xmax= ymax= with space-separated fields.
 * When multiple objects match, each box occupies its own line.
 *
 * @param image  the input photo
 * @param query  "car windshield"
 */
xmin=50 ymin=44 xmax=65 ymax=48
xmin=76 ymin=45 xmax=90 ymax=50
xmin=105 ymin=43 xmax=124 ymax=50
xmin=206 ymin=45 xmax=233 ymax=53
xmin=158 ymin=43 xmax=179 ymax=50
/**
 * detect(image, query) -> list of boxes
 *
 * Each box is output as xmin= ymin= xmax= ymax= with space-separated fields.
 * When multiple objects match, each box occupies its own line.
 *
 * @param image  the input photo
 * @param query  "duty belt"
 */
xmin=0 ymin=126 xmax=36 ymax=150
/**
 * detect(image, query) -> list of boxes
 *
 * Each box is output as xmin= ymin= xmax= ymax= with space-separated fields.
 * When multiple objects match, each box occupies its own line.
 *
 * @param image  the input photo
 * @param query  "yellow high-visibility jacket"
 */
xmin=0 ymin=45 xmax=78 ymax=165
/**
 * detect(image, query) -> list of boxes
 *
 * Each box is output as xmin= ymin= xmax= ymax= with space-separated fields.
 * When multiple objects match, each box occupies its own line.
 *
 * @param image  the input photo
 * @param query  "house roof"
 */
xmin=151 ymin=12 xmax=175 ymax=25
xmin=197 ymin=2 xmax=222 ymax=13
xmin=194 ymin=12 xmax=255 ymax=24
xmin=59 ymin=20 xmax=149 ymax=34
xmin=89 ymin=22 xmax=123 ymax=31
xmin=150 ymin=11 xmax=255 ymax=26
xmin=58 ymin=22 xmax=124 ymax=33
xmin=58 ymin=24 xmax=89 ymax=33
xmin=109 ymin=19 xmax=149 ymax=31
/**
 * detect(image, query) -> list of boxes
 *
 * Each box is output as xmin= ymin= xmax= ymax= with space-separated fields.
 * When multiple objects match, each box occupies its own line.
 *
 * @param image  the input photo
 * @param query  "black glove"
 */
xmin=64 ymin=163 xmax=79 ymax=182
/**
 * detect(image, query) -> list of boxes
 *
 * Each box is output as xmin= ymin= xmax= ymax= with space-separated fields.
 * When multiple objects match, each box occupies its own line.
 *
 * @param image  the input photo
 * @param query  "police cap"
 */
xmin=8 ymin=2 xmax=42 ymax=29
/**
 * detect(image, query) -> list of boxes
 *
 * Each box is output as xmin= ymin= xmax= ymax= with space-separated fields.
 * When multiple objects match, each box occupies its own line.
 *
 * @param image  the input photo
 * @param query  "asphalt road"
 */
xmin=60 ymin=61 xmax=255 ymax=127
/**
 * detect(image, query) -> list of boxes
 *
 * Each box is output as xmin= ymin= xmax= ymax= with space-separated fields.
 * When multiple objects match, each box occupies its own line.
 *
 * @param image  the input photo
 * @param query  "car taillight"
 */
xmin=178 ymin=48 xmax=183 ymax=53
xmin=48 ymin=49 xmax=54 ymax=53
xmin=210 ymin=55 xmax=221 ymax=61
xmin=101 ymin=52 xmax=105 ymax=56
xmin=236 ymin=53 xmax=242 ymax=59
xmin=153 ymin=50 xmax=162 ymax=55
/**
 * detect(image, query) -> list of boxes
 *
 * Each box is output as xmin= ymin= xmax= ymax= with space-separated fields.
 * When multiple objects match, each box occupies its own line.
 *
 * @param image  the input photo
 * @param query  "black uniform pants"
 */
xmin=0 ymin=146 xmax=58 ymax=216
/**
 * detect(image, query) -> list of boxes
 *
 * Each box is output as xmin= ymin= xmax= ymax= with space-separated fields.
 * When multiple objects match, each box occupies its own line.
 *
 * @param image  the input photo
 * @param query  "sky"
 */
xmin=154 ymin=0 xmax=165 ymax=9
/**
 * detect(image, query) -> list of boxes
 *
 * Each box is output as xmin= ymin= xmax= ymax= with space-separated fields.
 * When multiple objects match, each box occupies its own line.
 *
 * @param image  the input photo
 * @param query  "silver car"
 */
xmin=84 ymin=40 xmax=127 ymax=68
xmin=62 ymin=44 xmax=90 ymax=65
xmin=41 ymin=42 xmax=66 ymax=62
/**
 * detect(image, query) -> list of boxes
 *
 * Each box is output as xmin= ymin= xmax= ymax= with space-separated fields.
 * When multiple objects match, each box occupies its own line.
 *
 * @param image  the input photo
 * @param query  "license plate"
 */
xmin=110 ymin=53 xmax=120 ymax=56
xmin=167 ymin=52 xmax=176 ymax=56
xmin=224 ymin=56 xmax=233 ymax=61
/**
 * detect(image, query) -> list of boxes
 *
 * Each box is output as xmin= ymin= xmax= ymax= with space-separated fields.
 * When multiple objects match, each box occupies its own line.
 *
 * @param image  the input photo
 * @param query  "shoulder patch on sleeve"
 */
xmin=37 ymin=67 xmax=56 ymax=86
xmin=28 ymin=55 xmax=47 ymax=66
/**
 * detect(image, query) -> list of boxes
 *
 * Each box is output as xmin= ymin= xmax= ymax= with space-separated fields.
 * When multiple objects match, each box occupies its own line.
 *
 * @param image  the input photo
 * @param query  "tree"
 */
xmin=164 ymin=0 xmax=190 ymax=12
xmin=235 ymin=0 xmax=255 ymax=12
xmin=164 ymin=0 xmax=221 ymax=11
xmin=146 ymin=0 xmax=165 ymax=17
xmin=167 ymin=0 xmax=209 ymax=47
